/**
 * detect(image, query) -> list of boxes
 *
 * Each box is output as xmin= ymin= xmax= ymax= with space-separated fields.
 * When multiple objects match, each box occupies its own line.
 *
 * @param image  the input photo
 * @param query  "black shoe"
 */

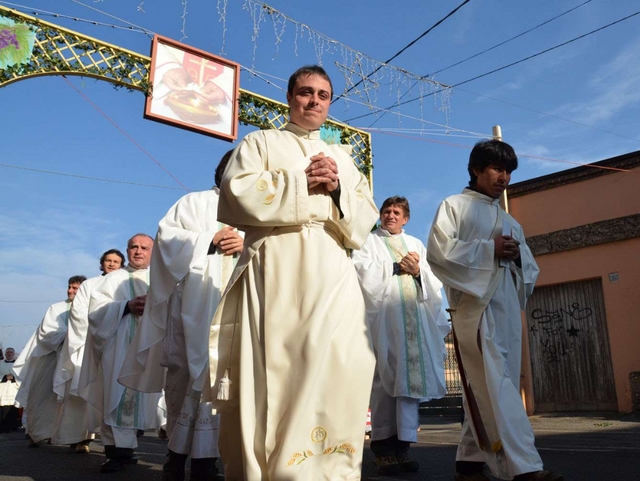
xmin=454 ymin=472 xmax=490 ymax=481
xmin=100 ymin=457 xmax=128 ymax=473
xmin=162 ymin=450 xmax=187 ymax=481
xmin=136 ymin=429 xmax=144 ymax=437
xmin=191 ymin=457 xmax=224 ymax=481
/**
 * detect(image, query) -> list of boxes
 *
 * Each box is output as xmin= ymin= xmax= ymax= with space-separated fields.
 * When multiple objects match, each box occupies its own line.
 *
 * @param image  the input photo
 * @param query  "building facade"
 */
xmin=508 ymin=151 xmax=640 ymax=413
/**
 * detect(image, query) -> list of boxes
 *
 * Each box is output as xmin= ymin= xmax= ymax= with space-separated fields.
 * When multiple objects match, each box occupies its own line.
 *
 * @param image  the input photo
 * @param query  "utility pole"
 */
xmin=492 ymin=125 xmax=509 ymax=213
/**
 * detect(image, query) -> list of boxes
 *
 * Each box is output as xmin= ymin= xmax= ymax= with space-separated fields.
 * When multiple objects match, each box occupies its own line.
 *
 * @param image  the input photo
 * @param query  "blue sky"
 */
xmin=2 ymin=0 xmax=640 ymax=350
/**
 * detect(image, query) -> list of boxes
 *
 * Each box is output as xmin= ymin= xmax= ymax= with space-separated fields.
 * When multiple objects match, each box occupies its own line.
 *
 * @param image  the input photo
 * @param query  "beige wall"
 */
xmin=510 ymin=170 xmax=640 ymax=412
xmin=510 ymin=169 xmax=640 ymax=236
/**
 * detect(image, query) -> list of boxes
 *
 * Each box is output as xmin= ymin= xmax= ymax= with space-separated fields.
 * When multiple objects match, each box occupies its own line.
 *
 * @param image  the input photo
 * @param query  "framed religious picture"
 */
xmin=144 ymin=35 xmax=240 ymax=141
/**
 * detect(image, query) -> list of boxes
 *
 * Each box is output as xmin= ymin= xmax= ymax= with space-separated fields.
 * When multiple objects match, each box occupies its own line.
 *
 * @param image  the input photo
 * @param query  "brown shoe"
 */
xmin=75 ymin=443 xmax=90 ymax=453
xmin=396 ymin=454 xmax=419 ymax=472
xmin=375 ymin=455 xmax=401 ymax=475
xmin=454 ymin=471 xmax=490 ymax=481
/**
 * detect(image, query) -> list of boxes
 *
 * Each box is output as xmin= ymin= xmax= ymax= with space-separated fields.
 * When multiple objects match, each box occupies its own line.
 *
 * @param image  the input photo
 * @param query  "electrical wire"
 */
xmin=332 ymin=0 xmax=471 ymax=104
xmin=70 ymin=0 xmax=154 ymax=36
xmin=61 ymin=76 xmax=190 ymax=191
xmin=0 ymin=1 xmax=150 ymax=33
xmin=0 ymin=162 xmax=186 ymax=189
xmin=346 ymin=8 xmax=640 ymax=124
xmin=241 ymin=66 xmax=488 ymax=138
xmin=368 ymin=129 xmax=637 ymax=173
xmin=428 ymin=0 xmax=592 ymax=76
xmin=365 ymin=0 xmax=593 ymax=127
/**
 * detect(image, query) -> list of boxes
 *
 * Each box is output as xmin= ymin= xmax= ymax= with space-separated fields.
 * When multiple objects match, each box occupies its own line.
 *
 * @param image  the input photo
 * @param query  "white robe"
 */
xmin=427 ymin=188 xmax=543 ymax=479
xmin=80 ymin=266 xmax=160 ymax=431
xmin=14 ymin=300 xmax=70 ymax=442
xmin=210 ymin=122 xmax=379 ymax=480
xmin=352 ymin=227 xmax=449 ymax=402
xmin=120 ymin=189 xmax=237 ymax=458
xmin=0 ymin=360 xmax=19 ymax=408
xmin=51 ymin=276 xmax=103 ymax=444
xmin=0 ymin=360 xmax=17 ymax=380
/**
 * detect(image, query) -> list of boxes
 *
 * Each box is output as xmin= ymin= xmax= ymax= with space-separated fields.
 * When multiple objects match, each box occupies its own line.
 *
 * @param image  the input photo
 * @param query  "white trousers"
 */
xmin=100 ymin=422 xmax=138 ymax=449
xmin=163 ymin=302 xmax=219 ymax=459
xmin=370 ymin=371 xmax=420 ymax=443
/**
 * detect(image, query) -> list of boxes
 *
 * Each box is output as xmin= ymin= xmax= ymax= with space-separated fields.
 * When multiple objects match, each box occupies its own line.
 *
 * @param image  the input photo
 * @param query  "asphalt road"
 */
xmin=1 ymin=412 xmax=639 ymax=480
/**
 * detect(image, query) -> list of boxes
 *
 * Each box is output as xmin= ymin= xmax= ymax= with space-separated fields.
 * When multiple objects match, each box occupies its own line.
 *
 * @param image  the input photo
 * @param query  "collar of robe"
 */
xmin=462 ymin=187 xmax=501 ymax=205
xmin=125 ymin=264 xmax=149 ymax=273
xmin=377 ymin=226 xmax=405 ymax=237
xmin=285 ymin=122 xmax=321 ymax=140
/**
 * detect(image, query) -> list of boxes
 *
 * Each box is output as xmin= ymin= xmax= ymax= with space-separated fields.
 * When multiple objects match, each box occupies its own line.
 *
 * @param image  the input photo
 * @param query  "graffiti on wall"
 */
xmin=528 ymin=303 xmax=593 ymax=364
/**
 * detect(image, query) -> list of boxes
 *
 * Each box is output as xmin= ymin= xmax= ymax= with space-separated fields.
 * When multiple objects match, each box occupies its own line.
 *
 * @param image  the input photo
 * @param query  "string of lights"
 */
xmin=345 ymin=8 xmax=640 ymax=125
xmin=333 ymin=0 xmax=471 ymax=103
xmin=0 ymin=0 xmax=151 ymax=33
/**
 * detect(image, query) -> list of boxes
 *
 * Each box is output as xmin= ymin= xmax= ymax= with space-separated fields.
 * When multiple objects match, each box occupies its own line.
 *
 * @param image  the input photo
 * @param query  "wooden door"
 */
xmin=525 ymin=278 xmax=617 ymax=412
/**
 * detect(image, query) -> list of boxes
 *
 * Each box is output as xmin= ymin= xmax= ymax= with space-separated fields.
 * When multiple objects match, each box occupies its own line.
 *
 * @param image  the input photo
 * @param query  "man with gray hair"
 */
xmin=120 ymin=151 xmax=242 ymax=481
xmin=80 ymin=234 xmax=161 ymax=473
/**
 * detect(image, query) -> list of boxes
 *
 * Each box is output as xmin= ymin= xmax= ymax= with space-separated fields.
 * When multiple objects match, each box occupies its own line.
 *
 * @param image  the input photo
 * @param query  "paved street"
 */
xmin=1 ymin=412 xmax=639 ymax=480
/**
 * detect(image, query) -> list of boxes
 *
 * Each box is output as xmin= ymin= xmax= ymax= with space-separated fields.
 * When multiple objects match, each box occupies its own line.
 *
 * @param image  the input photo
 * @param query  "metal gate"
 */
xmin=421 ymin=333 xmax=462 ymax=415
xmin=525 ymin=278 xmax=617 ymax=412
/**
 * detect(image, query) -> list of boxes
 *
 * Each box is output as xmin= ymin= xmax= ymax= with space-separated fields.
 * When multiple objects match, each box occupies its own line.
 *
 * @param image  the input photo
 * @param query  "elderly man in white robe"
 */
xmin=427 ymin=140 xmax=563 ymax=481
xmin=352 ymin=196 xmax=450 ymax=475
xmin=80 ymin=234 xmax=161 ymax=473
xmin=119 ymin=151 xmax=242 ymax=481
xmin=209 ymin=65 xmax=379 ymax=480
xmin=51 ymin=249 xmax=124 ymax=452
xmin=14 ymin=276 xmax=86 ymax=446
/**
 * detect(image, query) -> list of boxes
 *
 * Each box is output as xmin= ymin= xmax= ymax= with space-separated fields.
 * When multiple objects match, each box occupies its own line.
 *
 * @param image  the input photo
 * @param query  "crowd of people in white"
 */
xmin=1 ymin=65 xmax=562 ymax=481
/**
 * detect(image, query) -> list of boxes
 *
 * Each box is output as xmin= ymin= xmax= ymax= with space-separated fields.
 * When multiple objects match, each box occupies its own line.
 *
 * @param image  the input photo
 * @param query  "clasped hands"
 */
xmin=495 ymin=235 xmax=520 ymax=260
xmin=127 ymin=295 xmax=147 ymax=317
xmin=213 ymin=226 xmax=243 ymax=255
xmin=305 ymin=152 xmax=339 ymax=192
xmin=399 ymin=252 xmax=421 ymax=277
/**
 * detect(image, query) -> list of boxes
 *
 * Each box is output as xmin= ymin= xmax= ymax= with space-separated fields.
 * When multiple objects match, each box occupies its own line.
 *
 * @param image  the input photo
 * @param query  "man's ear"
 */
xmin=286 ymin=92 xmax=291 ymax=105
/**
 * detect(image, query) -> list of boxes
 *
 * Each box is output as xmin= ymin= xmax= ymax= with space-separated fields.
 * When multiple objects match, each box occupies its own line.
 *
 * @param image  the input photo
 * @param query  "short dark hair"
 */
xmin=215 ymin=149 xmax=235 ymax=188
xmin=99 ymin=249 xmax=125 ymax=272
xmin=468 ymin=139 xmax=518 ymax=187
xmin=287 ymin=65 xmax=333 ymax=98
xmin=127 ymin=234 xmax=153 ymax=248
xmin=68 ymin=275 xmax=87 ymax=285
xmin=380 ymin=196 xmax=410 ymax=219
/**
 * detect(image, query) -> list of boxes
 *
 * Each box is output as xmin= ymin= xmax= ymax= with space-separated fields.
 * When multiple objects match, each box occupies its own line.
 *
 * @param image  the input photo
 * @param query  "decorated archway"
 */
xmin=0 ymin=5 xmax=372 ymax=184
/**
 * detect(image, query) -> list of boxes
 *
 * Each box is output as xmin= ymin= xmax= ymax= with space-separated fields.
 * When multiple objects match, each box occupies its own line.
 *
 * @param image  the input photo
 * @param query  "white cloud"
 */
xmin=0 ymin=207 xmax=119 ymax=331
xmin=553 ymin=37 xmax=640 ymax=124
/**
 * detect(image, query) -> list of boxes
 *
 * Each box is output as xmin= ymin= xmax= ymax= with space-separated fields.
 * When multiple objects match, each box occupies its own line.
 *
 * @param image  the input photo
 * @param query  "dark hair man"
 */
xmin=210 ymin=64 xmax=379 ymax=480
xmin=14 ymin=275 xmax=86 ymax=446
xmin=427 ymin=140 xmax=562 ymax=481
xmin=99 ymin=249 xmax=125 ymax=273
xmin=52 ymin=249 xmax=124 ymax=452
